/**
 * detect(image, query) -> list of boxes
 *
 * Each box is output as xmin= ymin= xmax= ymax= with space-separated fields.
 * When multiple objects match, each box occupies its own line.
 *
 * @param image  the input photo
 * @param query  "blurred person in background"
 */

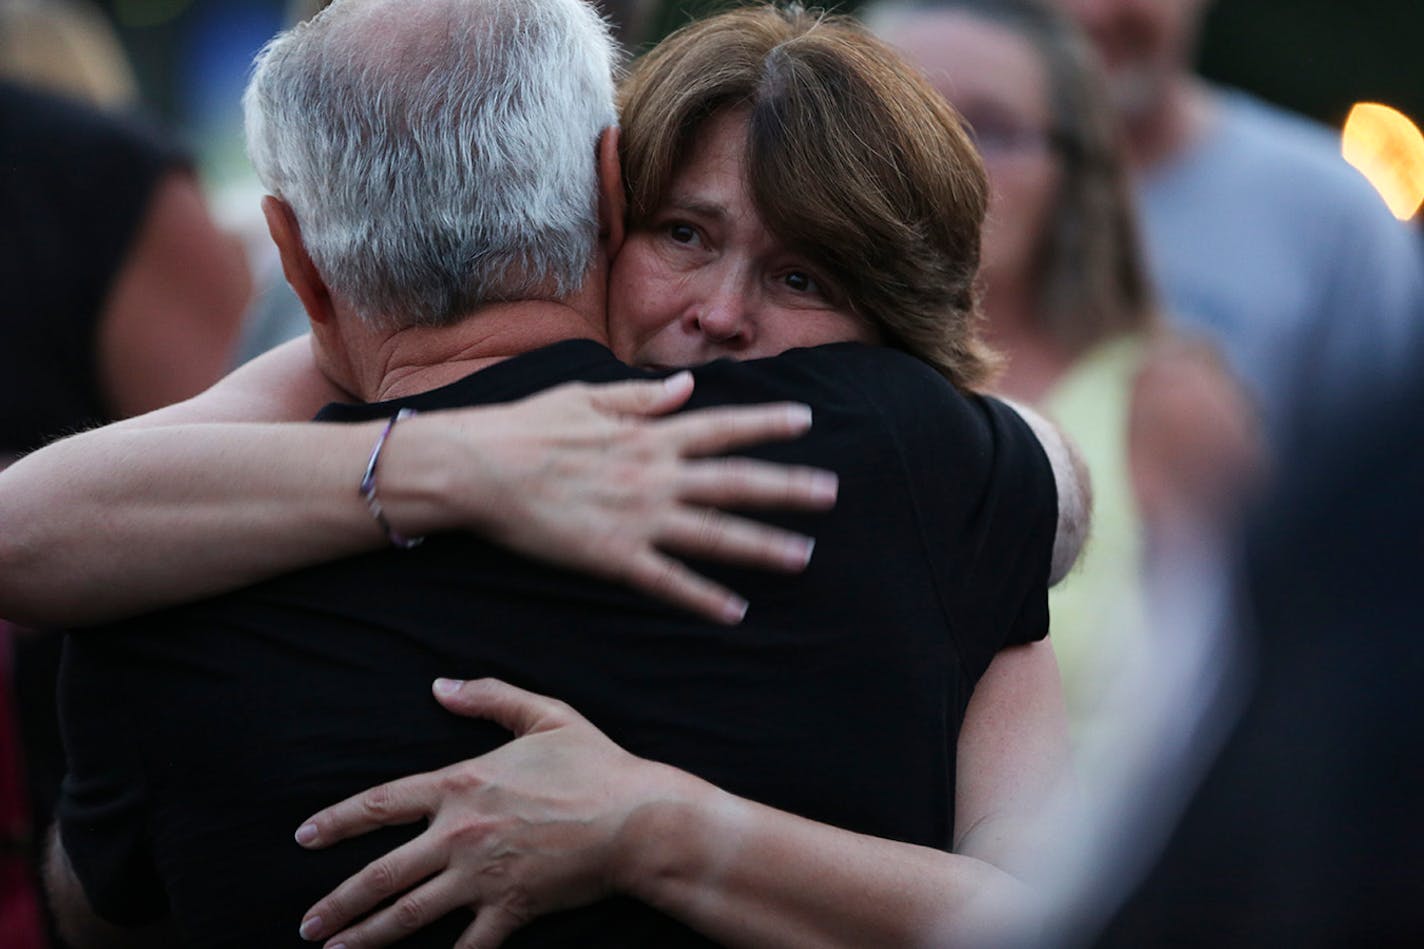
xmin=0 ymin=3 xmax=251 ymax=945
xmin=0 ymin=0 xmax=136 ymax=108
xmin=866 ymin=0 xmax=1260 ymax=768
xmin=868 ymin=2 xmax=1421 ymax=943
xmin=1036 ymin=0 xmax=1424 ymax=449
xmin=1088 ymin=365 xmax=1424 ymax=946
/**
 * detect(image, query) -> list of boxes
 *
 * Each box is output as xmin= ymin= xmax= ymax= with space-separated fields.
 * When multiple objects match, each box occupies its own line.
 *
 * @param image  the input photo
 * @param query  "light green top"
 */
xmin=1043 ymin=334 xmax=1148 ymax=754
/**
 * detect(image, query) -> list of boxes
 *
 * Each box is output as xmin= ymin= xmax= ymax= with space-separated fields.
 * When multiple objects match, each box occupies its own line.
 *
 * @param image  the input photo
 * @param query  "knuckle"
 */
xmin=449 ymin=818 xmax=496 ymax=848
xmin=642 ymin=560 xmax=679 ymax=595
xmin=363 ymin=784 xmax=397 ymax=818
xmin=496 ymin=889 xmax=535 ymax=927
xmin=694 ymin=509 xmax=725 ymax=547
xmin=440 ymin=766 xmax=486 ymax=794
xmin=394 ymin=892 xmax=427 ymax=931
xmin=369 ymin=857 xmax=400 ymax=892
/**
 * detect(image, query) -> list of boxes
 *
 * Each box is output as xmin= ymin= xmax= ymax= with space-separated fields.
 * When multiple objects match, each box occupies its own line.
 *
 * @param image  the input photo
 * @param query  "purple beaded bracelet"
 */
xmin=359 ymin=407 xmax=424 ymax=550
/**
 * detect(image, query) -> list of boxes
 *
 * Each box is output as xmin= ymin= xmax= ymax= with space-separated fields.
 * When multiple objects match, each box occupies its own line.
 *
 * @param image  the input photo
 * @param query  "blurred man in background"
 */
xmin=1046 ymin=0 xmax=1423 ymax=446
xmin=1 ymin=4 xmax=251 ymax=945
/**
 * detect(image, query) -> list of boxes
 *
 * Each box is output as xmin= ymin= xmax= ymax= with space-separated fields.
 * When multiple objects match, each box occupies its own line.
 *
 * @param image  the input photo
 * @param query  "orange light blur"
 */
xmin=1342 ymin=103 xmax=1424 ymax=221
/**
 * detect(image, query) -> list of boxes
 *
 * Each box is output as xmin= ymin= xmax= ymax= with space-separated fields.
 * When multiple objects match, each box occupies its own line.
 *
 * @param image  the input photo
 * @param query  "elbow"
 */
xmin=0 ymin=492 xmax=78 ymax=628
xmin=0 ymin=511 xmax=44 ymax=627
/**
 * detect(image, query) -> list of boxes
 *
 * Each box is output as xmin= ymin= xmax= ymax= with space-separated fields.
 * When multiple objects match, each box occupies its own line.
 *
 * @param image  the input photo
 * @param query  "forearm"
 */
xmin=0 ymin=374 xmax=834 ymax=629
xmin=0 ymin=419 xmax=448 ymax=627
xmin=619 ymin=771 xmax=1040 ymax=949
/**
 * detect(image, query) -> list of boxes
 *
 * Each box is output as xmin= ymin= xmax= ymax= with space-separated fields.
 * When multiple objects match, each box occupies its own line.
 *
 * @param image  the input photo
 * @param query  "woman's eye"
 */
xmin=667 ymin=222 xmax=698 ymax=244
xmin=783 ymin=270 xmax=818 ymax=293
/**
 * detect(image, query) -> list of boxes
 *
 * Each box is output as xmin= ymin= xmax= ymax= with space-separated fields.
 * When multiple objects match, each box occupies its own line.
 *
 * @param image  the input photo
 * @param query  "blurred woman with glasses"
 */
xmin=868 ymin=0 xmax=1262 ymax=763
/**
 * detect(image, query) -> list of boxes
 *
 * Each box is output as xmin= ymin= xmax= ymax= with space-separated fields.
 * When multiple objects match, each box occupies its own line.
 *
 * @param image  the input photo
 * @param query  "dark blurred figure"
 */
xmin=1091 ymin=366 xmax=1424 ymax=946
xmin=598 ymin=0 xmax=658 ymax=48
xmin=287 ymin=1 xmax=655 ymax=48
xmin=0 ymin=82 xmax=248 ymax=450
xmin=1 ymin=19 xmax=250 ymax=940
xmin=1036 ymin=0 xmax=1423 ymax=448
xmin=0 ymin=0 xmax=137 ymax=108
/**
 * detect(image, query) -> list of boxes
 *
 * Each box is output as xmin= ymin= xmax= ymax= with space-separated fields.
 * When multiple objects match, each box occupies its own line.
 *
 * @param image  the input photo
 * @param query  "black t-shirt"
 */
xmin=58 ymin=340 xmax=1055 ymax=946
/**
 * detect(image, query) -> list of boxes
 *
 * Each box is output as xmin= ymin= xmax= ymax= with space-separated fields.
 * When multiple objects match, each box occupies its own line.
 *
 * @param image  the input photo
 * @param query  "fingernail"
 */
xmin=723 ymin=598 xmax=749 ymax=624
xmin=663 ymin=371 xmax=691 ymax=390
xmin=328 ymin=943 xmax=347 ymax=949
xmin=791 ymin=538 xmax=815 ymax=567
xmin=787 ymin=404 xmax=813 ymax=428
xmin=295 ymin=823 xmax=318 ymax=845
xmin=299 ymin=916 xmax=323 ymax=940
xmin=811 ymin=472 xmax=838 ymax=503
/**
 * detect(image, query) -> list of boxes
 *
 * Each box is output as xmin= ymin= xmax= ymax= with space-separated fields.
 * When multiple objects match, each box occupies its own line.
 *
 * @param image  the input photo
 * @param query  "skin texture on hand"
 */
xmin=293 ymin=678 xmax=687 ymax=949
xmin=389 ymin=372 xmax=839 ymax=625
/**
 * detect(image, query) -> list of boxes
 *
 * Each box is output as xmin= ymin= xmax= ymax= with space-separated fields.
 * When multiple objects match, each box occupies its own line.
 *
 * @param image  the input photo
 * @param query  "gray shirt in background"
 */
xmin=1140 ymin=88 xmax=1424 ymax=446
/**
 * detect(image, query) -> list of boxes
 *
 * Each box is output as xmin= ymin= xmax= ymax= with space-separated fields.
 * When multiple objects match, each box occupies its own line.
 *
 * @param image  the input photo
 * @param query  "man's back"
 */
xmin=58 ymin=342 xmax=1057 ymax=946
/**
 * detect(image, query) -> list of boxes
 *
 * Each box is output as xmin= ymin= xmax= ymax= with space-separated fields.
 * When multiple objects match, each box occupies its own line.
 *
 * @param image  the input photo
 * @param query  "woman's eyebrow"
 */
xmin=663 ymin=195 xmax=727 ymax=221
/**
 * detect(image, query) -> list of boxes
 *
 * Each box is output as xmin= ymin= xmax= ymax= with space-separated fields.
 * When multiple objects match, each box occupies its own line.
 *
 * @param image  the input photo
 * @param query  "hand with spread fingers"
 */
xmin=417 ymin=371 xmax=840 ymax=625
xmin=293 ymin=677 xmax=685 ymax=949
xmin=294 ymin=668 xmax=1060 ymax=949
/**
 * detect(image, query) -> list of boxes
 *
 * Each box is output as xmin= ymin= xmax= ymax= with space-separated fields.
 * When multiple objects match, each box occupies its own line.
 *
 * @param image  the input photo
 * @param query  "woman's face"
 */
xmin=607 ymin=108 xmax=880 ymax=370
xmin=890 ymin=13 xmax=1062 ymax=291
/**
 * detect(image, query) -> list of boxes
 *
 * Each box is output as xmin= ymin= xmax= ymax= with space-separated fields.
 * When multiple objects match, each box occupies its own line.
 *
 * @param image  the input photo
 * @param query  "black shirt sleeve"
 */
xmin=836 ymin=347 xmax=1058 ymax=682
xmin=688 ymin=342 xmax=1058 ymax=686
xmin=970 ymin=395 xmax=1057 ymax=649
xmin=56 ymin=632 xmax=170 ymax=926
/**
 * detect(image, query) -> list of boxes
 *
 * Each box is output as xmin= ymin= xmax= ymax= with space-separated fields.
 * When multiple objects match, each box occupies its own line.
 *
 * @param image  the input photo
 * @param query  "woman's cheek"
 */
xmin=607 ymin=242 xmax=674 ymax=360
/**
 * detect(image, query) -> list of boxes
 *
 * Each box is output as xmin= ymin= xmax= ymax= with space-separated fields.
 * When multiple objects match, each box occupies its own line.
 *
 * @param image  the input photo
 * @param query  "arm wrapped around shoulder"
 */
xmin=998 ymin=398 xmax=1092 ymax=586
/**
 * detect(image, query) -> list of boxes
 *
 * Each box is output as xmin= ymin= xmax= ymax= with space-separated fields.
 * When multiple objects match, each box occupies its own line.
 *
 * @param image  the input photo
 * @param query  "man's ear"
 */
xmin=261 ymin=196 xmax=335 ymax=326
xmin=596 ymin=126 xmax=626 ymax=258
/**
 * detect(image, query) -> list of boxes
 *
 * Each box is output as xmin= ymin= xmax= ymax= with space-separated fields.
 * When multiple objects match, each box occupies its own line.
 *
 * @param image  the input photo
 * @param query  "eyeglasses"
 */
xmin=961 ymin=114 xmax=1078 ymax=162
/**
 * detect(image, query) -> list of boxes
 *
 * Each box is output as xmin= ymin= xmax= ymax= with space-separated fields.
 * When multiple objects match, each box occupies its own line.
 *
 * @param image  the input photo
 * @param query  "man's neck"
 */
xmin=1123 ymin=75 xmax=1214 ymax=173
xmin=341 ymin=300 xmax=608 ymax=403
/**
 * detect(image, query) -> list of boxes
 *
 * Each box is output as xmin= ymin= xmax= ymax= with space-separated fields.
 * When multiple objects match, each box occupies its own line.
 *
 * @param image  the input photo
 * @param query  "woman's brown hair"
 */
xmin=618 ymin=3 xmax=1001 ymax=390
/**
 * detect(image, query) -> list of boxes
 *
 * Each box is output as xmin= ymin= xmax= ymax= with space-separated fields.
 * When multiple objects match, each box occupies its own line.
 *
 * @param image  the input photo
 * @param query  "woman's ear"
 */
xmin=595 ymin=126 xmax=626 ymax=257
xmin=261 ymin=196 xmax=335 ymax=326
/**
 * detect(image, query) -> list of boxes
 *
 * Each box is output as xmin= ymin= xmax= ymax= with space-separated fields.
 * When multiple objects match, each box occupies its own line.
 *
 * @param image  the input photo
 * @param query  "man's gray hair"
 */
xmin=244 ymin=0 xmax=618 ymax=328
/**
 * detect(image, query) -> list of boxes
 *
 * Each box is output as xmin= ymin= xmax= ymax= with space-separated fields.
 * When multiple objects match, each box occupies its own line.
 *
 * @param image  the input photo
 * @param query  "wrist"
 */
xmin=362 ymin=414 xmax=470 ymax=539
xmin=610 ymin=763 xmax=742 ymax=909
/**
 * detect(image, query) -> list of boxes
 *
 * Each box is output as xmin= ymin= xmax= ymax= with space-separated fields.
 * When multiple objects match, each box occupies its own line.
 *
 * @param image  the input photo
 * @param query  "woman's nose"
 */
xmin=693 ymin=281 xmax=756 ymax=346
